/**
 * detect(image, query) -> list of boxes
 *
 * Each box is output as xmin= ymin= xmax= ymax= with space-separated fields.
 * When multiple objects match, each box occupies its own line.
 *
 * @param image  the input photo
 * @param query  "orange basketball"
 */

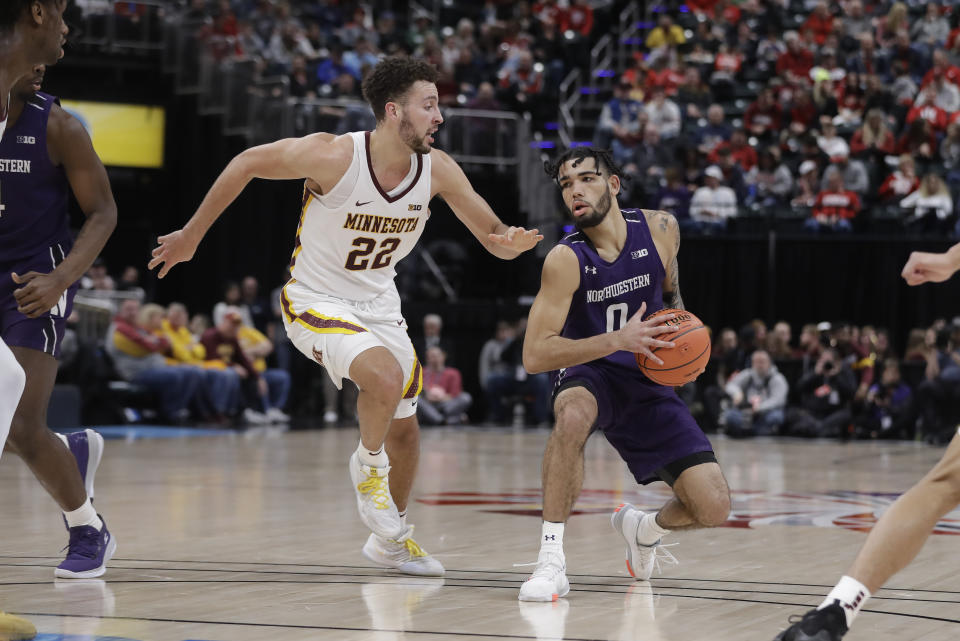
xmin=635 ymin=308 xmax=711 ymax=386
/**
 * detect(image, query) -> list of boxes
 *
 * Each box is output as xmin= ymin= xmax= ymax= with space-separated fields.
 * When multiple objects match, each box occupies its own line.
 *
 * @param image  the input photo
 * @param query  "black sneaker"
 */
xmin=774 ymin=602 xmax=849 ymax=641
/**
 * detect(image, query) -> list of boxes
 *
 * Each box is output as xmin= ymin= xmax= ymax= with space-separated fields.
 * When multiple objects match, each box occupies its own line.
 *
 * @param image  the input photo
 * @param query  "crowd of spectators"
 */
xmin=168 ymin=0 xmax=602 ymax=130
xmin=696 ymin=315 xmax=960 ymax=444
xmin=596 ymin=1 xmax=960 ymax=235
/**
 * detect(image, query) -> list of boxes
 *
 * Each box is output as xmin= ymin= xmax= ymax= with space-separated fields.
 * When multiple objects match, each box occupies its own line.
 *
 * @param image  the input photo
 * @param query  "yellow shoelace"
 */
xmin=356 ymin=473 xmax=391 ymax=510
xmin=402 ymin=538 xmax=427 ymax=558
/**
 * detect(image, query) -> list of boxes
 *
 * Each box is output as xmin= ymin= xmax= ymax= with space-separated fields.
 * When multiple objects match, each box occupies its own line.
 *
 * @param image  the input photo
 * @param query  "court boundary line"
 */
xmin=2 ymin=556 xmax=959 ymax=596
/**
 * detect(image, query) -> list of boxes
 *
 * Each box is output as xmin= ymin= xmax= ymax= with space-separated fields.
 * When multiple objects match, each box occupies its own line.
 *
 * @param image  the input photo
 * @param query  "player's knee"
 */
xmin=5 ymin=415 xmax=42 ymax=459
xmin=692 ymin=487 xmax=731 ymax=527
xmin=553 ymin=402 xmax=595 ymax=443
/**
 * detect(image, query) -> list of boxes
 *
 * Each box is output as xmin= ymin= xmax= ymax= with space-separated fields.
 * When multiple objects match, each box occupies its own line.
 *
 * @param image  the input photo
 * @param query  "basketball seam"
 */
xmin=641 ymin=343 xmax=710 ymax=382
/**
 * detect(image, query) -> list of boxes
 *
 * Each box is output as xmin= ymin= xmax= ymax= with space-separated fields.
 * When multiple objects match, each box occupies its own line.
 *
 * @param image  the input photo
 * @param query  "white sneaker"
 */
xmin=348 ymin=452 xmax=404 ymax=539
xmin=611 ymin=503 xmax=678 ymax=581
xmin=518 ymin=550 xmax=569 ymax=602
xmin=243 ymin=408 xmax=269 ymax=425
xmin=362 ymin=526 xmax=445 ymax=576
xmin=266 ymin=407 xmax=290 ymax=423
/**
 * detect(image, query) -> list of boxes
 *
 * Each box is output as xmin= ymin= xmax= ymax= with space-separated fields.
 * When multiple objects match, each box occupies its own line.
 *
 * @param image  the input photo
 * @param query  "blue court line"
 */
xmin=56 ymin=426 xmax=233 ymax=440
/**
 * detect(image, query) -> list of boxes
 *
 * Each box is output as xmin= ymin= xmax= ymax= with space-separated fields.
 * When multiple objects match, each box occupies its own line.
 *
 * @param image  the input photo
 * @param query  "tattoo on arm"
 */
xmin=664 ymin=211 xmax=684 ymax=310
xmin=666 ymin=254 xmax=684 ymax=310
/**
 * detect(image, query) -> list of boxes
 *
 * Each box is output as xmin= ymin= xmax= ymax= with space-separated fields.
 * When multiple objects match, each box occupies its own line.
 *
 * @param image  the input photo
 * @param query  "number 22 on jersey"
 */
xmin=345 ymin=236 xmax=401 ymax=271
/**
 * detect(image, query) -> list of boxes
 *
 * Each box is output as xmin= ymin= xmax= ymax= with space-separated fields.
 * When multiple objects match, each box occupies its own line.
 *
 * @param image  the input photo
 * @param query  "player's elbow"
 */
xmin=522 ymin=346 xmax=546 ymax=374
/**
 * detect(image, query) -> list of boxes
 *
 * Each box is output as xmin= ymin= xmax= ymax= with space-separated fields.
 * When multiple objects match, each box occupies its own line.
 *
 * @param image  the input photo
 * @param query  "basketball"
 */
xmin=635 ymin=308 xmax=711 ymax=386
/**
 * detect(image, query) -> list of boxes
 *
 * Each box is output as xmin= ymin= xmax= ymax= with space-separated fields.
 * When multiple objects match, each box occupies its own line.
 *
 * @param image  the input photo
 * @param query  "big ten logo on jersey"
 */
xmin=631 ymin=248 xmax=648 ymax=259
xmin=408 ymin=204 xmax=423 ymax=211
xmin=16 ymin=135 xmax=36 ymax=145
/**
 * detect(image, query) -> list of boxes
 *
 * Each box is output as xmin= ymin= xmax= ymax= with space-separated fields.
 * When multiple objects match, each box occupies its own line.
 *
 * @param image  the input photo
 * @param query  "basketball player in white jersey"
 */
xmin=1 ymin=2 xmax=68 ymax=639
xmin=149 ymin=56 xmax=542 ymax=575
xmin=772 ymin=241 xmax=960 ymax=640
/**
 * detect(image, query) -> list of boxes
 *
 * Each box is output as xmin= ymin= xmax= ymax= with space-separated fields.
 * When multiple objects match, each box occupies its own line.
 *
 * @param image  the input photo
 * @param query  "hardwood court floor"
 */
xmin=1 ymin=427 xmax=959 ymax=641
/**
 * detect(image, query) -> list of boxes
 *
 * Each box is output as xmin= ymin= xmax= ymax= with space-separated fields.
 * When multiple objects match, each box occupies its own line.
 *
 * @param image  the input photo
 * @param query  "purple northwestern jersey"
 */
xmin=559 ymin=208 xmax=666 ymax=371
xmin=0 ymin=91 xmax=71 ymax=263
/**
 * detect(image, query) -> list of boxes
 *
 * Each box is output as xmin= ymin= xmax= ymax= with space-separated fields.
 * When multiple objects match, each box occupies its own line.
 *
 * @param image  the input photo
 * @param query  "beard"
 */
xmin=399 ymin=116 xmax=431 ymax=154
xmin=571 ymin=185 xmax=613 ymax=229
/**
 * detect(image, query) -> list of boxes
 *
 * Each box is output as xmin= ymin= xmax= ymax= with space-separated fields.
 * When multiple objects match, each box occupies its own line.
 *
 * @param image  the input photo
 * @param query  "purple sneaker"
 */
xmin=65 ymin=429 xmax=104 ymax=501
xmin=55 ymin=516 xmax=116 ymax=579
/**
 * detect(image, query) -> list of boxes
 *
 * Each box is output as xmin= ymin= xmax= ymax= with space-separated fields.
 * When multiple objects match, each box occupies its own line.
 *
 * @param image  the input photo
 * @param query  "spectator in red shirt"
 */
xmin=561 ymin=0 xmax=593 ymax=37
xmin=710 ymin=129 xmax=758 ymax=172
xmin=418 ymin=347 xmax=472 ymax=426
xmin=878 ymin=154 xmax=920 ymax=202
xmin=744 ymin=88 xmax=782 ymax=139
xmin=803 ymin=2 xmax=836 ymax=46
xmin=777 ymin=33 xmax=814 ymax=84
xmin=202 ymin=307 xmax=271 ymax=424
xmin=907 ymin=86 xmax=950 ymax=134
xmin=922 ymin=49 xmax=960 ymax=89
xmin=808 ymin=170 xmax=859 ymax=232
xmin=787 ymin=89 xmax=818 ymax=136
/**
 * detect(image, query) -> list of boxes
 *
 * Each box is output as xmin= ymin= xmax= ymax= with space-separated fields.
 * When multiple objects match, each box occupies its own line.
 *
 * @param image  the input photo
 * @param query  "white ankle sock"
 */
xmin=357 ymin=442 xmax=388 ymax=468
xmin=820 ymin=575 xmax=871 ymax=628
xmin=63 ymin=498 xmax=102 ymax=530
xmin=636 ymin=511 xmax=670 ymax=546
xmin=540 ymin=520 xmax=564 ymax=554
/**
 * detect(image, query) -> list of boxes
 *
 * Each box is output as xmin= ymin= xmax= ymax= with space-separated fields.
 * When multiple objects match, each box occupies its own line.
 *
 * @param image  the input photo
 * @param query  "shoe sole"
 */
xmin=518 ymin=580 xmax=570 ymax=602
xmin=83 ymin=429 xmax=104 ymax=501
xmin=54 ymin=533 xmax=117 ymax=579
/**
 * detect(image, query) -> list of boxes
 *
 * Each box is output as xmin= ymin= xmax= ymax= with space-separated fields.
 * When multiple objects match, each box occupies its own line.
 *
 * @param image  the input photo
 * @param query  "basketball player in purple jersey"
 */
xmin=0 ymin=70 xmax=118 ymax=583
xmin=772 ymin=241 xmax=960 ymax=640
xmin=0 ymin=0 xmax=67 ymax=461
xmin=518 ymin=148 xmax=731 ymax=601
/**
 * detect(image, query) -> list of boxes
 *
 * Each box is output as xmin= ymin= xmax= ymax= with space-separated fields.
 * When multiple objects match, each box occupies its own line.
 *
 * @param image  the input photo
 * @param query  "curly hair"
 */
xmin=543 ymin=147 xmax=624 ymax=184
xmin=0 ymin=0 xmax=57 ymax=32
xmin=361 ymin=56 xmax=440 ymax=122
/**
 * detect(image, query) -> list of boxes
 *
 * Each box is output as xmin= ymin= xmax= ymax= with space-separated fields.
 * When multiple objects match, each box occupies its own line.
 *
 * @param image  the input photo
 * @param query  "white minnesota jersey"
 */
xmin=290 ymin=130 xmax=431 ymax=300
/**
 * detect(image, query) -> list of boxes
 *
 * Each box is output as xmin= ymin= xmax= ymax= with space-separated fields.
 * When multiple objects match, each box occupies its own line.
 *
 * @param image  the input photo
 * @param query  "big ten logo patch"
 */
xmin=17 ymin=135 xmax=36 ymax=144
xmin=408 ymin=204 xmax=423 ymax=211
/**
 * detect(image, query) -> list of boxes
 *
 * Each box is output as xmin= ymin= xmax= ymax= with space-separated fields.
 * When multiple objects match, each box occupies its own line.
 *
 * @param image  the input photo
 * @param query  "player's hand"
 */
xmin=148 ymin=229 xmax=198 ymax=279
xmin=615 ymin=302 xmax=676 ymax=366
xmin=488 ymin=226 xmax=544 ymax=253
xmin=902 ymin=250 xmax=959 ymax=286
xmin=11 ymin=271 xmax=67 ymax=318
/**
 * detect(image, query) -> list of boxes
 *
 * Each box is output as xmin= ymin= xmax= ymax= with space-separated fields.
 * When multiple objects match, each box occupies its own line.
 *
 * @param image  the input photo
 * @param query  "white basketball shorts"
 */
xmin=280 ymin=279 xmax=422 ymax=419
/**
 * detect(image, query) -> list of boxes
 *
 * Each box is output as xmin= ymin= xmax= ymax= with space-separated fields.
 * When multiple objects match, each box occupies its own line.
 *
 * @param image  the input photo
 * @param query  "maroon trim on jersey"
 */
xmin=364 ymin=130 xmax=423 ymax=204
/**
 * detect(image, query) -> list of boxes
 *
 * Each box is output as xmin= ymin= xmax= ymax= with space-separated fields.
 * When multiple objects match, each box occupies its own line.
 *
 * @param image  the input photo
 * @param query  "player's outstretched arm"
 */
xmin=522 ymin=246 xmax=676 ymax=373
xmin=902 ymin=242 xmax=960 ymax=286
xmin=12 ymin=105 xmax=117 ymax=318
xmin=148 ymin=132 xmax=341 ymax=278
xmin=431 ymin=149 xmax=543 ymax=259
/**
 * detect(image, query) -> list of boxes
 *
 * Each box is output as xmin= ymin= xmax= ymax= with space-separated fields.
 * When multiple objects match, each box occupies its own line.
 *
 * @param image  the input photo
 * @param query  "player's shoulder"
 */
xmin=544 ymin=242 xmax=579 ymax=270
xmin=47 ymin=100 xmax=89 ymax=143
xmin=299 ymin=131 xmax=354 ymax=159
xmin=640 ymin=208 xmax=679 ymax=235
